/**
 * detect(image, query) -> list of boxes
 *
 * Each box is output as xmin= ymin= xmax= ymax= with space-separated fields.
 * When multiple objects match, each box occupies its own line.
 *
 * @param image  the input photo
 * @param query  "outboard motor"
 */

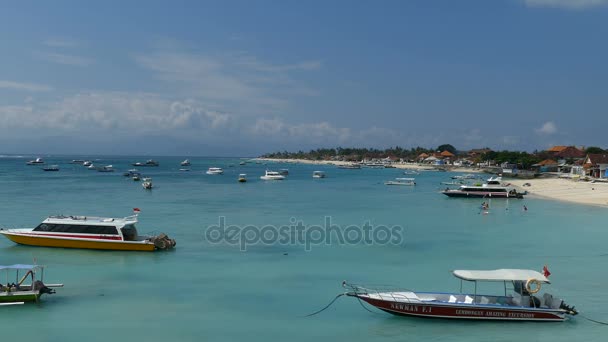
xmin=33 ymin=280 xmax=56 ymax=295
xmin=560 ymin=301 xmax=578 ymax=315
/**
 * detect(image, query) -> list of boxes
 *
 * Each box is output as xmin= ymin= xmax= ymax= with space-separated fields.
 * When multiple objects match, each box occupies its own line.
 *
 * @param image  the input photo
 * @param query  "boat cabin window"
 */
xmin=33 ymin=223 xmax=119 ymax=235
xmin=120 ymin=224 xmax=138 ymax=241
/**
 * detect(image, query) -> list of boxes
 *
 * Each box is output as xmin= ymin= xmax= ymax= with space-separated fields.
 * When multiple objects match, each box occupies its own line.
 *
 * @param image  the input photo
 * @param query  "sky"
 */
xmin=1 ymin=0 xmax=607 ymax=156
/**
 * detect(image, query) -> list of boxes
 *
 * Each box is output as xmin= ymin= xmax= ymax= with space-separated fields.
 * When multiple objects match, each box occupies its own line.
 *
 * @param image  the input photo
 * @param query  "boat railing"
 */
xmin=343 ymin=282 xmax=418 ymax=303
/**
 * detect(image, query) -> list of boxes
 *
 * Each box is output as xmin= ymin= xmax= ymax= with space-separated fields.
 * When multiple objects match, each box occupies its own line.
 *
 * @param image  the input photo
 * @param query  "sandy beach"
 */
xmin=508 ymin=178 xmax=608 ymax=207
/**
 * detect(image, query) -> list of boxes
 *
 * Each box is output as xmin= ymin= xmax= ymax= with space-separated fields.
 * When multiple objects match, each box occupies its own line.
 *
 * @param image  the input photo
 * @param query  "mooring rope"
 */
xmin=581 ymin=314 xmax=608 ymax=326
xmin=303 ymin=293 xmax=345 ymax=317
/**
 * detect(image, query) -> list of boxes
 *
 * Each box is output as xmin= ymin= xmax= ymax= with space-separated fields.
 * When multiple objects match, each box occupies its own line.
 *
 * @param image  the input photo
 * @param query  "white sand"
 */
xmin=508 ymin=178 xmax=608 ymax=207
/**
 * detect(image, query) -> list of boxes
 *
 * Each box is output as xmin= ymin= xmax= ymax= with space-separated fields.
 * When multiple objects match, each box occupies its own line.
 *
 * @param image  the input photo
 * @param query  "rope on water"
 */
xmin=303 ymin=293 xmax=345 ymax=317
xmin=581 ymin=314 xmax=608 ymax=325
xmin=356 ymin=297 xmax=380 ymax=314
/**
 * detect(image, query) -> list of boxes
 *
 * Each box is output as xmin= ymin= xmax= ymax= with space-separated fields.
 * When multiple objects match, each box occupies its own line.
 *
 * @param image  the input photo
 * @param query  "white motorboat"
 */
xmin=206 ymin=167 xmax=224 ymax=175
xmin=313 ymin=171 xmax=326 ymax=178
xmin=181 ymin=159 xmax=191 ymax=166
xmin=98 ymin=165 xmax=114 ymax=172
xmin=26 ymin=158 xmax=44 ymax=165
xmin=142 ymin=177 xmax=153 ymax=189
xmin=83 ymin=161 xmax=92 ymax=167
xmin=42 ymin=165 xmax=60 ymax=172
xmin=385 ymin=177 xmax=416 ymax=186
xmin=260 ymin=170 xmax=285 ymax=180
xmin=87 ymin=164 xmax=96 ymax=170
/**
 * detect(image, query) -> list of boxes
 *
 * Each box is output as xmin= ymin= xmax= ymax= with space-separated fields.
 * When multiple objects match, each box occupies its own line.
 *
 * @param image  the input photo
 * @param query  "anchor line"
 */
xmin=303 ymin=293 xmax=345 ymax=317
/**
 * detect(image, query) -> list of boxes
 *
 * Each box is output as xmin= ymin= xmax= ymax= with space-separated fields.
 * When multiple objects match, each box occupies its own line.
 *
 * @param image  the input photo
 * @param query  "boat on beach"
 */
xmin=0 ymin=211 xmax=175 ymax=251
xmin=0 ymin=264 xmax=62 ymax=305
xmin=343 ymin=268 xmax=578 ymax=321
xmin=385 ymin=178 xmax=416 ymax=186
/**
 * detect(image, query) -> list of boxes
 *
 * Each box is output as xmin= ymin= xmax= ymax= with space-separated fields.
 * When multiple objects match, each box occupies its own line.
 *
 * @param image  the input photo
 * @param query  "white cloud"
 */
xmin=0 ymin=80 xmax=52 ymax=92
xmin=535 ymin=121 xmax=558 ymax=135
xmin=524 ymin=0 xmax=608 ymax=9
xmin=38 ymin=52 xmax=94 ymax=67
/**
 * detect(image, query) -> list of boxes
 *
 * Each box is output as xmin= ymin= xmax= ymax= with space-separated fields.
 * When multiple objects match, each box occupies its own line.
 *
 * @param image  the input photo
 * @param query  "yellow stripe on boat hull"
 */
xmin=1 ymin=233 xmax=156 ymax=251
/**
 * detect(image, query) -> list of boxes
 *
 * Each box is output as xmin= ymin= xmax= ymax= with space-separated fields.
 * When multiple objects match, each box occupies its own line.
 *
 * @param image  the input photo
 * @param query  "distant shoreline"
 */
xmin=256 ymin=158 xmax=608 ymax=208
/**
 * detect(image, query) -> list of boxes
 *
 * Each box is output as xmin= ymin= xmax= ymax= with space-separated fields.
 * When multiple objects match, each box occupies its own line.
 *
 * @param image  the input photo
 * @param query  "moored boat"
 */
xmin=181 ymin=159 xmax=191 ymax=166
xmin=142 ymin=177 xmax=153 ymax=189
xmin=98 ymin=165 xmax=115 ymax=172
xmin=0 ymin=210 xmax=175 ymax=251
xmin=0 ymin=264 xmax=62 ymax=304
xmin=338 ymin=164 xmax=361 ymax=169
xmin=385 ymin=177 xmax=415 ymax=186
xmin=343 ymin=268 xmax=577 ymax=322
xmin=42 ymin=165 xmax=60 ymax=172
xmin=442 ymin=184 xmax=524 ymax=198
xmin=206 ymin=167 xmax=224 ymax=175
xmin=238 ymin=174 xmax=247 ymax=182
xmin=313 ymin=171 xmax=326 ymax=178
xmin=26 ymin=158 xmax=44 ymax=165
xmin=278 ymin=169 xmax=289 ymax=176
xmin=260 ymin=170 xmax=285 ymax=180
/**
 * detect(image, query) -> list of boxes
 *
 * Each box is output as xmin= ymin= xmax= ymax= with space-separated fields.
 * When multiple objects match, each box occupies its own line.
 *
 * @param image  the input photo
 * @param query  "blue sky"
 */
xmin=1 ymin=0 xmax=607 ymax=156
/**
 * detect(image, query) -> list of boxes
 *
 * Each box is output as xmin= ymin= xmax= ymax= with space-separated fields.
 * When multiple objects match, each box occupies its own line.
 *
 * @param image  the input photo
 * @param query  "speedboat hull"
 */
xmin=0 ymin=231 xmax=156 ymax=251
xmin=354 ymin=294 xmax=566 ymax=321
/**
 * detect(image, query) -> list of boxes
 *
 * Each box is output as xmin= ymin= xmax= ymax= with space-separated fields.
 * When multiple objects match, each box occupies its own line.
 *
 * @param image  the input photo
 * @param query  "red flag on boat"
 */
xmin=133 ymin=208 xmax=141 ymax=214
xmin=543 ymin=265 xmax=551 ymax=278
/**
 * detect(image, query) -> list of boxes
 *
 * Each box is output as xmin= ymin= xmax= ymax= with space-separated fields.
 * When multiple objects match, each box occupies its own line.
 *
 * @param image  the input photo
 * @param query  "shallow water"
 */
xmin=1 ymin=156 xmax=607 ymax=341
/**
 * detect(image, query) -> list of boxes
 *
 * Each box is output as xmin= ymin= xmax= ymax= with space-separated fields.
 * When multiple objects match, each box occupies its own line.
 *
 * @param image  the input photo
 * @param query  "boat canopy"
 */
xmin=452 ymin=269 xmax=550 ymax=283
xmin=0 ymin=264 xmax=42 ymax=271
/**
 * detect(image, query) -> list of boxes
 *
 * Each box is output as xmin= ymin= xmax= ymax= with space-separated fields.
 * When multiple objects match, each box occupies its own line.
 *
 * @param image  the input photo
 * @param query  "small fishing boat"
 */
xmin=278 ymin=169 xmax=289 ymax=176
xmin=313 ymin=171 xmax=326 ymax=179
xmin=83 ymin=161 xmax=92 ymax=167
xmin=123 ymin=169 xmax=140 ymax=177
xmin=132 ymin=175 xmax=140 ymax=181
xmin=487 ymin=176 xmax=502 ymax=185
xmin=238 ymin=174 xmax=247 ymax=182
xmin=142 ymin=177 xmax=153 ymax=189
xmin=338 ymin=164 xmax=361 ymax=169
xmin=179 ymin=168 xmax=191 ymax=172
xmin=260 ymin=170 xmax=285 ymax=180
xmin=42 ymin=165 xmax=60 ymax=172
xmin=403 ymin=170 xmax=420 ymax=175
xmin=26 ymin=158 xmax=44 ymax=165
xmin=385 ymin=177 xmax=416 ymax=186
xmin=71 ymin=159 xmax=85 ymax=164
xmin=206 ymin=167 xmax=224 ymax=175
xmin=0 ymin=210 xmax=175 ymax=251
xmin=87 ymin=164 xmax=96 ymax=170
xmin=343 ymin=268 xmax=578 ymax=321
xmin=239 ymin=161 xmax=246 ymax=165
xmin=0 ymin=264 xmax=62 ymax=304
xmin=181 ymin=159 xmax=191 ymax=166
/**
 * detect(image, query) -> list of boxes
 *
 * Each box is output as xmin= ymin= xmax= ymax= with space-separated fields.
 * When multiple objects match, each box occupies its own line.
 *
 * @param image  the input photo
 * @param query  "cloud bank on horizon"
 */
xmin=0 ymin=0 xmax=607 ymax=155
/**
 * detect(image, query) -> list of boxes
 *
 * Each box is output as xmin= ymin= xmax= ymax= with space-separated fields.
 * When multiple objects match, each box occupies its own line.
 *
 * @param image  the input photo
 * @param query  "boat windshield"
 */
xmin=121 ymin=224 xmax=139 ymax=241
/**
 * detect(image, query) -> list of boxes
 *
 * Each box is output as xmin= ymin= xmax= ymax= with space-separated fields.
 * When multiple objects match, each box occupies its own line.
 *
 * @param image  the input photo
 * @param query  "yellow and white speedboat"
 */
xmin=0 ymin=212 xmax=175 ymax=252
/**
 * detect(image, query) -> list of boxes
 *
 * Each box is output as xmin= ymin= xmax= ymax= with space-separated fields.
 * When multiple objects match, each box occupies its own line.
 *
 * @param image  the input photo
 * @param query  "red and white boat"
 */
xmin=344 ymin=268 xmax=578 ymax=321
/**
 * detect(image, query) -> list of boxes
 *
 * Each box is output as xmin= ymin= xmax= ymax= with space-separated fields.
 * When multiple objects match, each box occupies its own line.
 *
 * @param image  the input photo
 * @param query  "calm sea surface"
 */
xmin=1 ymin=155 xmax=607 ymax=341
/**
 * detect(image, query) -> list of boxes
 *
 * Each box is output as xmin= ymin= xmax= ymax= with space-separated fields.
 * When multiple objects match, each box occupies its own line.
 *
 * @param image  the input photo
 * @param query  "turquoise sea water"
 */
xmin=1 ymin=156 xmax=607 ymax=341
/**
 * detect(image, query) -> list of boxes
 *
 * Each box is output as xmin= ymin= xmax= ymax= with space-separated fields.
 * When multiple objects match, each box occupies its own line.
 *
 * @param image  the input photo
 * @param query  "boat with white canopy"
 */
xmin=0 ymin=264 xmax=62 ymax=305
xmin=343 ymin=267 xmax=578 ymax=321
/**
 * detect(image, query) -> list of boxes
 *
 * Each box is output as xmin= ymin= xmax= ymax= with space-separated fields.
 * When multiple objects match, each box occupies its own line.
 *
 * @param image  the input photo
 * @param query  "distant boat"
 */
xmin=179 ymin=168 xmax=191 ymax=172
xmin=83 ymin=161 xmax=92 ymax=167
xmin=279 ymin=169 xmax=289 ymax=175
xmin=71 ymin=159 xmax=85 ymax=164
xmin=338 ymin=164 xmax=361 ymax=169
xmin=26 ymin=158 xmax=44 ymax=165
xmin=385 ymin=178 xmax=416 ymax=186
xmin=123 ymin=169 xmax=140 ymax=177
xmin=260 ymin=170 xmax=285 ymax=181
xmin=238 ymin=174 xmax=247 ymax=182
xmin=132 ymin=175 xmax=140 ymax=181
xmin=87 ymin=164 xmax=97 ymax=170
xmin=239 ymin=161 xmax=246 ymax=166
xmin=133 ymin=160 xmax=159 ymax=167
xmin=142 ymin=177 xmax=153 ymax=189
xmin=403 ymin=170 xmax=419 ymax=175
xmin=42 ymin=165 xmax=59 ymax=172
xmin=313 ymin=171 xmax=326 ymax=178
xmin=98 ymin=165 xmax=115 ymax=172
xmin=206 ymin=167 xmax=224 ymax=175
xmin=181 ymin=159 xmax=191 ymax=166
